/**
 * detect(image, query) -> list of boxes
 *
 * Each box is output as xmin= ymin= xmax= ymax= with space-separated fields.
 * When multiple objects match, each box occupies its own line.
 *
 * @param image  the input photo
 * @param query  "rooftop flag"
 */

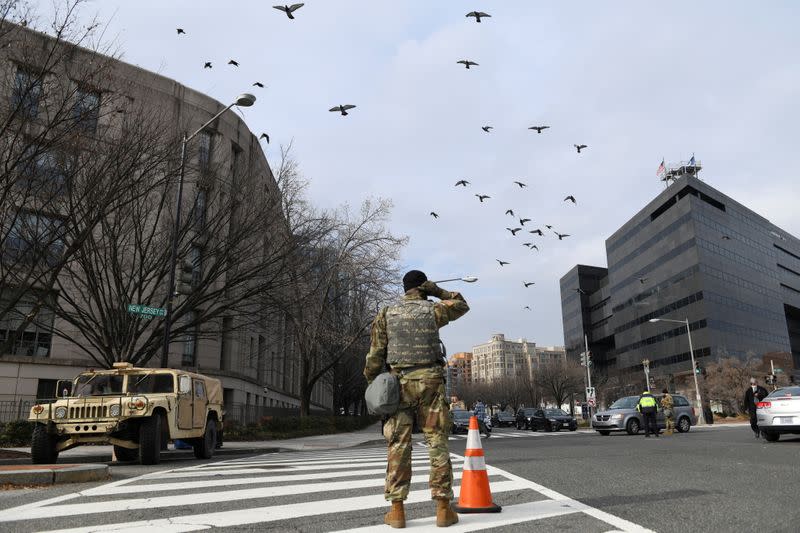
xmin=656 ymin=158 xmax=666 ymax=177
xmin=689 ymin=154 xmax=696 ymax=166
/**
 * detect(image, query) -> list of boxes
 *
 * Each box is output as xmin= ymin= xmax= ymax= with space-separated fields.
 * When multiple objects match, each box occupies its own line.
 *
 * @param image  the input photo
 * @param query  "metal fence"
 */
xmin=0 ymin=397 xmax=36 ymax=423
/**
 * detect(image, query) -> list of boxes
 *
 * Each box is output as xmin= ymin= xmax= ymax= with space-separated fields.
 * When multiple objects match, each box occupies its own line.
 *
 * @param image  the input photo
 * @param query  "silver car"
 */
xmin=592 ymin=394 xmax=697 ymax=435
xmin=757 ymin=386 xmax=800 ymax=442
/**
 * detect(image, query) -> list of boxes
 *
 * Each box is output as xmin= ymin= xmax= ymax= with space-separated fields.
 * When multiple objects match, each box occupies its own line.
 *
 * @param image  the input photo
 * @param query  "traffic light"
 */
xmin=176 ymin=259 xmax=195 ymax=295
xmin=694 ymin=362 xmax=702 ymax=375
xmin=580 ymin=352 xmax=586 ymax=367
xmin=580 ymin=351 xmax=592 ymax=367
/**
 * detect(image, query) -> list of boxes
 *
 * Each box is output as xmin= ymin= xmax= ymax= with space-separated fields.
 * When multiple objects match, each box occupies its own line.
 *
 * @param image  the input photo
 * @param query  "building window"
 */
xmin=21 ymin=147 xmax=69 ymax=195
xmin=11 ymin=67 xmax=42 ymax=119
xmin=198 ymin=131 xmax=213 ymax=171
xmin=193 ymin=189 xmax=207 ymax=229
xmin=3 ymin=211 xmax=65 ymax=266
xmin=189 ymin=245 xmax=203 ymax=286
xmin=72 ymin=87 xmax=101 ymax=132
xmin=182 ymin=310 xmax=198 ymax=367
xmin=0 ymin=290 xmax=55 ymax=357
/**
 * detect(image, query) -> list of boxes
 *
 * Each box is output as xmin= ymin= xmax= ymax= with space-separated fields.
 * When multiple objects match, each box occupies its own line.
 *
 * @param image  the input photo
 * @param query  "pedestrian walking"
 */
xmin=636 ymin=390 xmax=659 ymax=437
xmin=363 ymin=270 xmax=469 ymax=528
xmin=661 ymin=388 xmax=675 ymax=436
xmin=744 ymin=377 xmax=769 ymax=439
xmin=473 ymin=399 xmax=486 ymax=421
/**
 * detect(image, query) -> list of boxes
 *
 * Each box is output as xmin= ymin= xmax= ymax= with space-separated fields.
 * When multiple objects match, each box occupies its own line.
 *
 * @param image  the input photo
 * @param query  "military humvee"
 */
xmin=28 ymin=362 xmax=223 ymax=465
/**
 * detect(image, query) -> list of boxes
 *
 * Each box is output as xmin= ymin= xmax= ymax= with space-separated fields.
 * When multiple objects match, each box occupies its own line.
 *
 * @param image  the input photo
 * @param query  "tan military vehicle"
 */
xmin=28 ymin=362 xmax=223 ymax=465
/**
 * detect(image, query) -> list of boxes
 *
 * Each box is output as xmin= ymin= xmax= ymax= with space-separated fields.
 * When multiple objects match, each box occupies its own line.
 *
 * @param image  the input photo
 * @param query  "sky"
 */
xmin=36 ymin=0 xmax=800 ymax=355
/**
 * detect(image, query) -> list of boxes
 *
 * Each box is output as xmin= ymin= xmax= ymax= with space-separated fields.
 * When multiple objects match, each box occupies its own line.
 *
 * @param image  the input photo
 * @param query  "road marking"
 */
xmin=1 ymin=446 xmax=653 ymax=532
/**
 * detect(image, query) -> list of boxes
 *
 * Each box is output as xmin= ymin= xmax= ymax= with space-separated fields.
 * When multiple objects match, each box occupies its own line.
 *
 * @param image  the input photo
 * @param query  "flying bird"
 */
xmin=721 ymin=235 xmax=731 ymax=240
xmin=564 ymin=195 xmax=576 ymax=204
xmin=506 ymin=227 xmax=522 ymax=236
xmin=457 ymin=60 xmax=479 ymax=69
xmin=554 ymin=231 xmax=570 ymax=240
xmin=273 ymin=3 xmax=305 ymax=19
xmin=531 ymin=244 xmax=539 ymax=251
xmin=528 ymin=126 xmax=549 ymax=134
xmin=228 ymin=59 xmax=239 ymax=67
xmin=524 ymin=306 xmax=531 ymax=310
xmin=524 ymin=282 xmax=535 ymax=288
xmin=519 ymin=218 xmax=531 ymax=226
xmin=430 ymin=212 xmax=439 ymax=219
xmin=523 ymin=242 xmax=533 ymax=248
xmin=176 ymin=28 xmax=186 ymax=35
xmin=638 ymin=277 xmax=648 ymax=284
xmin=481 ymin=126 xmax=493 ymax=132
xmin=466 ymin=11 xmax=491 ymax=22
xmin=329 ymin=104 xmax=357 ymax=116
xmin=475 ymin=194 xmax=490 ymax=202
xmin=513 ymin=181 xmax=527 ymax=188
xmin=574 ymin=288 xmax=587 ymax=295
xmin=545 ymin=225 xmax=553 ymax=229
xmin=505 ymin=209 xmax=515 ymax=216
xmin=497 ymin=260 xmax=510 ymax=266
xmin=253 ymin=82 xmax=265 ymax=88
xmin=203 ymin=62 xmax=212 ymax=69
xmin=259 ymin=133 xmax=270 ymax=143
xmin=529 ymin=229 xmax=544 ymax=236
xmin=455 ymin=180 xmax=470 ymax=187
xmin=574 ymin=144 xmax=588 ymax=153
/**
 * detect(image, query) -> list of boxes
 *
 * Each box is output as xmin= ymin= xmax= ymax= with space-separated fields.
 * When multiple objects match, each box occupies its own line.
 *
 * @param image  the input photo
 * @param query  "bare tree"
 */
xmin=536 ymin=360 xmax=584 ymax=408
xmin=0 ymin=2 xmax=176 ymax=357
xmin=703 ymin=356 xmax=762 ymax=415
xmin=267 ymin=147 xmax=407 ymax=416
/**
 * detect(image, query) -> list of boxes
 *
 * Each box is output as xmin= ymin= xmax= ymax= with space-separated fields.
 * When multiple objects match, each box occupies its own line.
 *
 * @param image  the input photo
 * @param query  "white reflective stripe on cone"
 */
xmin=463 ymin=455 xmax=487 ymax=471
xmin=465 ymin=429 xmax=482 ymax=450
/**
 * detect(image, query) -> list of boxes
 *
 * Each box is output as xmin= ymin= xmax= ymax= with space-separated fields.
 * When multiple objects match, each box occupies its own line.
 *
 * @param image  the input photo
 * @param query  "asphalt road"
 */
xmin=0 ymin=424 xmax=797 ymax=532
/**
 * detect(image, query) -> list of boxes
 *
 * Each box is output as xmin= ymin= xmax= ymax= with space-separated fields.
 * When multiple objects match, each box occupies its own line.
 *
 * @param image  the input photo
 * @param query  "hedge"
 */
xmin=0 ymin=420 xmax=34 ymax=447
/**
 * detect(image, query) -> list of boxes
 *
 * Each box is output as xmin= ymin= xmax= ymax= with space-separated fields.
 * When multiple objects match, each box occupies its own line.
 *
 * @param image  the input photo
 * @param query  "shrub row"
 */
xmin=0 ymin=420 xmax=34 ymax=447
xmin=223 ymin=415 xmax=378 ymax=441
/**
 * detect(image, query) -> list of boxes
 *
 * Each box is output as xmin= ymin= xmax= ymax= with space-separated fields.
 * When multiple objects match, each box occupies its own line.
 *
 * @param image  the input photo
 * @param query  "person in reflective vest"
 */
xmin=636 ymin=390 xmax=659 ymax=437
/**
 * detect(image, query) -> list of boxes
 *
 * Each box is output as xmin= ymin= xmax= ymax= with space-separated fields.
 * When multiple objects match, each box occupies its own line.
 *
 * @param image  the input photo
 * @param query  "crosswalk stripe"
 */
xmin=37 ymin=480 xmax=528 ymax=532
xmin=332 ymin=499 xmax=580 ymax=532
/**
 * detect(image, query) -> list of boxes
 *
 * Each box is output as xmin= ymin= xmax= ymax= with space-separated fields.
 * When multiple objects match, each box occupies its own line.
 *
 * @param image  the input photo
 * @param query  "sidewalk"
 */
xmin=1 ymin=422 xmax=384 ymax=465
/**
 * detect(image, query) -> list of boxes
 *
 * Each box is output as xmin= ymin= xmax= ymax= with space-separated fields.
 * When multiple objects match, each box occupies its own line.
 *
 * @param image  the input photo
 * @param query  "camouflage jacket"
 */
xmin=363 ymin=287 xmax=469 ymax=383
xmin=661 ymin=393 xmax=674 ymax=411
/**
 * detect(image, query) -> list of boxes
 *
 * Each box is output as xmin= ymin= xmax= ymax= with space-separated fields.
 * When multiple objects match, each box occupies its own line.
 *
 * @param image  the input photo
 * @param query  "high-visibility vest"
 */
xmin=638 ymin=395 xmax=656 ymax=409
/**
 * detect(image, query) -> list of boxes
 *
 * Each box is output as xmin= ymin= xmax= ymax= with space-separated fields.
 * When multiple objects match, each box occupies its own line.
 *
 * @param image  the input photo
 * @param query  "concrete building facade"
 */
xmin=560 ymin=172 xmax=800 ymax=392
xmin=471 ymin=334 xmax=566 ymax=383
xmin=0 ymin=24 xmax=332 ymax=421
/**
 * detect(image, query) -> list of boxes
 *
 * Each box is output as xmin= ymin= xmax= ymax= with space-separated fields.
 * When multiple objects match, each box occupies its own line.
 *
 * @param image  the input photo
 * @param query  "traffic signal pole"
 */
xmin=584 ymin=334 xmax=593 ymax=418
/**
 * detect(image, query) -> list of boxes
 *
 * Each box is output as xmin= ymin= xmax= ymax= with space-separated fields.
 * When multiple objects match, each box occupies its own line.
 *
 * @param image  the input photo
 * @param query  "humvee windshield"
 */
xmin=126 ymin=373 xmax=174 ymax=394
xmin=73 ymin=374 xmax=124 ymax=396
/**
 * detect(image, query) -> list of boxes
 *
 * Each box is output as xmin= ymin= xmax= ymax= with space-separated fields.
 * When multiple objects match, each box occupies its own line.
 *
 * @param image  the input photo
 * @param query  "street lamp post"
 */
xmin=642 ymin=359 xmax=651 ymax=392
xmin=160 ymin=93 xmax=256 ymax=368
xmin=432 ymin=276 xmax=479 ymax=284
xmin=649 ymin=317 xmax=706 ymax=425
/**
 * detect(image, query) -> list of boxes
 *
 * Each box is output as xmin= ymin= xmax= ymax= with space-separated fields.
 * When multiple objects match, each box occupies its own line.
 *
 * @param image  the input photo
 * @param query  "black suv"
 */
xmin=517 ymin=407 xmax=577 ymax=431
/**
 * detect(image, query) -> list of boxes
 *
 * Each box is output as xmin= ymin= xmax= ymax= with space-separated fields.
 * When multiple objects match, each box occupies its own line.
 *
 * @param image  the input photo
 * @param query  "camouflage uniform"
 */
xmin=661 ymin=393 xmax=675 ymax=435
xmin=364 ymin=285 xmax=469 ymax=502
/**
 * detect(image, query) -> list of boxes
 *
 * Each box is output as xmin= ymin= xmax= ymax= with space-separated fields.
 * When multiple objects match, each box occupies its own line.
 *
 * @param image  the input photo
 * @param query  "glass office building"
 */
xmin=560 ymin=174 xmax=800 ymax=381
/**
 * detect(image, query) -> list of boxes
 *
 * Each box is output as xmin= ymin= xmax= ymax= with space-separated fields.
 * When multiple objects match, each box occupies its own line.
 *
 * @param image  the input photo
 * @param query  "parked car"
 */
xmin=28 ymin=362 xmax=223 ymax=464
xmin=491 ymin=411 xmax=516 ymax=428
xmin=592 ymin=394 xmax=697 ymax=435
xmin=757 ymin=386 xmax=800 ymax=442
xmin=451 ymin=409 xmax=490 ymax=437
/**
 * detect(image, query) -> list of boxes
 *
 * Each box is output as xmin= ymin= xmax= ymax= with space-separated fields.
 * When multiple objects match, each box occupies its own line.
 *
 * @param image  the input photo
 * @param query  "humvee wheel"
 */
xmin=139 ymin=414 xmax=162 ymax=465
xmin=193 ymin=419 xmax=217 ymax=459
xmin=113 ymin=445 xmax=138 ymax=462
xmin=31 ymin=424 xmax=58 ymax=464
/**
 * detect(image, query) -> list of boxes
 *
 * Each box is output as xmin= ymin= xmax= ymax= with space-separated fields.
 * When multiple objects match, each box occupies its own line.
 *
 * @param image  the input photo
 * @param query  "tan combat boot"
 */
xmin=384 ymin=500 xmax=406 ymax=529
xmin=435 ymin=498 xmax=459 ymax=527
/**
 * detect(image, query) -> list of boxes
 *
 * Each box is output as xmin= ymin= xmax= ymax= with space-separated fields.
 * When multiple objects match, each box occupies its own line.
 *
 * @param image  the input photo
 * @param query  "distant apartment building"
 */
xmin=446 ymin=352 xmax=472 ymax=398
xmin=471 ymin=334 xmax=566 ymax=383
xmin=560 ymin=170 xmax=800 ymax=394
xmin=0 ymin=23 xmax=332 ymax=421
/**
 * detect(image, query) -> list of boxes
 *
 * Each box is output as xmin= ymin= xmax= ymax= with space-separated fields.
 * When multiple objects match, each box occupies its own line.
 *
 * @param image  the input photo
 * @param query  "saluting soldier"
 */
xmin=364 ymin=270 xmax=469 ymax=528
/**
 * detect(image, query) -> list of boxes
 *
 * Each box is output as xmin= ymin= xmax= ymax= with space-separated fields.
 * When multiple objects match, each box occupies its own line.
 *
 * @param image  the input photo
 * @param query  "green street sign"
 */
xmin=127 ymin=304 xmax=167 ymax=318
xmin=774 ymin=368 xmax=784 ymax=374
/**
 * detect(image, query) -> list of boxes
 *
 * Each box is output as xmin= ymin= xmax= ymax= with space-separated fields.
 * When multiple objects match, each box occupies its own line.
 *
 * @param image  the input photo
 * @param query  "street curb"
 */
xmin=0 ymin=446 xmax=283 ymax=466
xmin=0 ymin=464 xmax=108 ymax=486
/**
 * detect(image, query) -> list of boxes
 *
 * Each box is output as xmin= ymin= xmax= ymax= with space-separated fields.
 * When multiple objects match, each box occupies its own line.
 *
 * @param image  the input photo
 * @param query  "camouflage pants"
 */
xmin=383 ymin=370 xmax=453 ymax=502
xmin=664 ymin=409 xmax=675 ymax=433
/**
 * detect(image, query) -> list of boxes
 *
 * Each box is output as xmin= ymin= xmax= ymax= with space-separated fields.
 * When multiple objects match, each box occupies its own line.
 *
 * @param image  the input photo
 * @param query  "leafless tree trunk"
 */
xmin=537 ymin=361 xmax=584 ymax=408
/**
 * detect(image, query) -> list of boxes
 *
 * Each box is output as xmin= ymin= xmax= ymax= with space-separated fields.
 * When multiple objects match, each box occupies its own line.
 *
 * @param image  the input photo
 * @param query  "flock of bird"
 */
xmin=176 ymin=6 xmax=587 ymax=311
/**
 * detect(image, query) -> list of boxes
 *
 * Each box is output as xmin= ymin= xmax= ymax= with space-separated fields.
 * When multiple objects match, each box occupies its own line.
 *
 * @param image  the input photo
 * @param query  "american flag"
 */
xmin=656 ymin=158 xmax=666 ymax=177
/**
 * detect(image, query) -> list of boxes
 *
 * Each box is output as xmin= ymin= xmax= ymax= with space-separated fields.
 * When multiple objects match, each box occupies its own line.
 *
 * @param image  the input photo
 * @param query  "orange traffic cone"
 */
xmin=453 ymin=415 xmax=502 ymax=514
